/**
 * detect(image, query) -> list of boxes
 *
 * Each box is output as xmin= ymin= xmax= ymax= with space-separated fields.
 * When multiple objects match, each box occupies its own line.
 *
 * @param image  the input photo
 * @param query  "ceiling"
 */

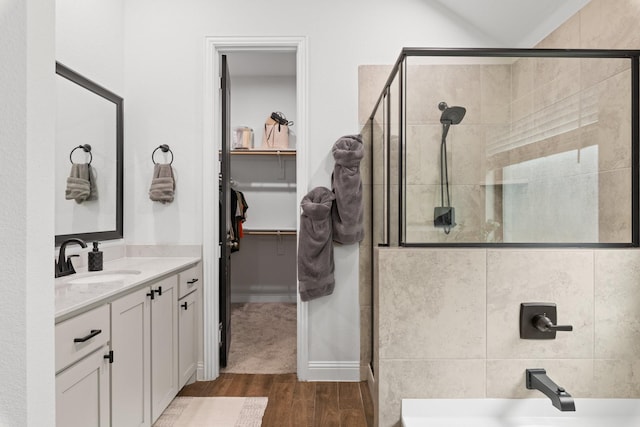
xmin=224 ymin=1 xmax=593 ymax=75
xmin=432 ymin=0 xmax=592 ymax=47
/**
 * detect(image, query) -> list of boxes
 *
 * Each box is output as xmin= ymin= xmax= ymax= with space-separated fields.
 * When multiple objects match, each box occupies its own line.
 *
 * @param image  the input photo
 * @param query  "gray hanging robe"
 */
xmin=331 ymin=134 xmax=364 ymax=244
xmin=298 ymin=187 xmax=336 ymax=302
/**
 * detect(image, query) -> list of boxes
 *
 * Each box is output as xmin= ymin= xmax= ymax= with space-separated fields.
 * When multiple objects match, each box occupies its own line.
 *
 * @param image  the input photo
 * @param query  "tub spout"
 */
xmin=525 ymin=369 xmax=575 ymax=412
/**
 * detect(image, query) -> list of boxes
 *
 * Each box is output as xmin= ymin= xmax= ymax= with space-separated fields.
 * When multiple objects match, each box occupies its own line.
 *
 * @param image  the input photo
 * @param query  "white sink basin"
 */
xmin=67 ymin=270 xmax=141 ymax=285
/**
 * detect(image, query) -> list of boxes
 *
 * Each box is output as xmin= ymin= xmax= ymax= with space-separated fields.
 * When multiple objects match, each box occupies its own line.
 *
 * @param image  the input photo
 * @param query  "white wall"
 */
xmin=0 ymin=0 xmax=55 ymax=425
xmin=229 ymin=70 xmax=298 ymax=301
xmin=122 ymin=0 xmax=499 ymax=379
xmin=231 ymin=236 xmax=298 ymax=302
xmin=55 ymin=0 xmax=124 ymax=94
xmin=122 ymin=0 xmax=498 ymax=244
xmin=230 ymin=74 xmax=297 ymax=148
xmin=55 ymin=0 xmax=125 ymax=246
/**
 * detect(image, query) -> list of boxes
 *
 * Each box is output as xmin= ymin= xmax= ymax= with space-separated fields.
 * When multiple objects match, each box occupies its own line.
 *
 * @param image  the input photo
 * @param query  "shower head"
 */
xmin=438 ymin=101 xmax=466 ymax=125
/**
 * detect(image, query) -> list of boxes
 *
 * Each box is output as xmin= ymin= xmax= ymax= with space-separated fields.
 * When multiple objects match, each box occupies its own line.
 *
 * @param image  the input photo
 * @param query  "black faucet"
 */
xmin=55 ymin=238 xmax=87 ymax=278
xmin=526 ymin=369 xmax=575 ymax=411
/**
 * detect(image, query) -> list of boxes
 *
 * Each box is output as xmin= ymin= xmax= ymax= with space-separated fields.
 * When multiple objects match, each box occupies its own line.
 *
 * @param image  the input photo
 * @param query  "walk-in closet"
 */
xmin=220 ymin=51 xmax=298 ymax=374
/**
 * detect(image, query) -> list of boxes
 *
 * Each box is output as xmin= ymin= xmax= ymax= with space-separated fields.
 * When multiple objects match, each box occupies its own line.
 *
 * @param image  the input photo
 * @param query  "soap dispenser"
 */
xmin=88 ymin=241 xmax=103 ymax=271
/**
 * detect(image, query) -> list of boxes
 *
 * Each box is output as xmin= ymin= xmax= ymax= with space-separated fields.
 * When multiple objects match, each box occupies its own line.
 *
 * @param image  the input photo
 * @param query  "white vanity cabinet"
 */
xmin=110 ymin=274 xmax=179 ymax=426
xmin=55 ymin=305 xmax=111 ymax=427
xmin=110 ymin=286 xmax=152 ymax=427
xmin=150 ymin=275 xmax=179 ymax=422
xmin=55 ymin=257 xmax=202 ymax=427
xmin=177 ymin=264 xmax=201 ymax=388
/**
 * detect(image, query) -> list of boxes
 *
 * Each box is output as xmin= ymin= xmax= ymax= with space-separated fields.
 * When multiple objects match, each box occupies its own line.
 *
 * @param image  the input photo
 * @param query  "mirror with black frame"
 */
xmin=54 ymin=62 xmax=123 ymax=246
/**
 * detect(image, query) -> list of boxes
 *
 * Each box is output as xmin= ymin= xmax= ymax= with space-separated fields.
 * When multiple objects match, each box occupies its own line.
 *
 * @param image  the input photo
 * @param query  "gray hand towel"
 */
xmin=65 ymin=163 xmax=91 ymax=204
xmin=298 ymin=187 xmax=336 ymax=302
xmin=149 ymin=164 xmax=175 ymax=203
xmin=87 ymin=165 xmax=98 ymax=201
xmin=331 ymin=134 xmax=364 ymax=244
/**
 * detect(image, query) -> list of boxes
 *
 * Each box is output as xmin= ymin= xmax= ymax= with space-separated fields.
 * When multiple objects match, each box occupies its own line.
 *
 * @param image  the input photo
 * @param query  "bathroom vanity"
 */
xmin=54 ymin=256 xmax=201 ymax=427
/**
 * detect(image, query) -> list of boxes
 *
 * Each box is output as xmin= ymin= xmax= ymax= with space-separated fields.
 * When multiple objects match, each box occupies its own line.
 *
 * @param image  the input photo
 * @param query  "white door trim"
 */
xmin=202 ymin=36 xmax=309 ymax=381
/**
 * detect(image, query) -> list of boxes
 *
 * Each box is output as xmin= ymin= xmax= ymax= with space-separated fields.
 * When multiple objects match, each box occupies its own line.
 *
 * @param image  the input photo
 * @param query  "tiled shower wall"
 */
xmin=359 ymin=0 xmax=640 ymax=425
xmin=374 ymin=247 xmax=640 ymax=426
xmin=502 ymin=55 xmax=632 ymax=243
xmin=403 ymin=63 xmax=511 ymax=243
xmin=362 ymin=56 xmax=631 ymax=246
xmin=357 ymin=63 xmax=514 ymax=245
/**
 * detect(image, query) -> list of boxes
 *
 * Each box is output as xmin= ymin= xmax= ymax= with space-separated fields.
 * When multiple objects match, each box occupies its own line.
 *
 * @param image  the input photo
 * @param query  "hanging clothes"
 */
xmin=235 ymin=190 xmax=249 ymax=238
xmin=230 ymin=190 xmax=239 ymax=252
xmin=229 ymin=189 xmax=249 ymax=253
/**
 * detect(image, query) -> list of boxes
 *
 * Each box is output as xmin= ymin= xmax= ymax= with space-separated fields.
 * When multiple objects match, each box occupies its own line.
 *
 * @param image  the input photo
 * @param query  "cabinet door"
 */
xmin=151 ymin=275 xmax=179 ymax=422
xmin=56 ymin=347 xmax=110 ymax=427
xmin=178 ymin=290 xmax=198 ymax=388
xmin=111 ymin=287 xmax=151 ymax=427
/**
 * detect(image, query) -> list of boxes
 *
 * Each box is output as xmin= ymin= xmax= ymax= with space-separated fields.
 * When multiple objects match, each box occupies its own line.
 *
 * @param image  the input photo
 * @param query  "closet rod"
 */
xmin=244 ymin=229 xmax=297 ymax=236
xmin=230 ymin=149 xmax=296 ymax=156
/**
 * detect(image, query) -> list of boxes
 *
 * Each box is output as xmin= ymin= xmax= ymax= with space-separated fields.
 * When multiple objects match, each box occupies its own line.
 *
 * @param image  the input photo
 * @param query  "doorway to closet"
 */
xmin=204 ymin=37 xmax=308 ymax=381
xmin=220 ymin=51 xmax=298 ymax=374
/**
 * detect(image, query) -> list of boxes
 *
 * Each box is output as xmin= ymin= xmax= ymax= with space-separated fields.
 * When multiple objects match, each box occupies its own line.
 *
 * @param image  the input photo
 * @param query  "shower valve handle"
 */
xmin=533 ymin=314 xmax=573 ymax=333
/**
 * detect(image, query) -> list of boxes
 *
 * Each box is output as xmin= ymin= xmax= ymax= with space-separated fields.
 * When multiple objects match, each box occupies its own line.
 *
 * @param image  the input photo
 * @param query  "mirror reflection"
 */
xmin=54 ymin=63 xmax=123 ymax=246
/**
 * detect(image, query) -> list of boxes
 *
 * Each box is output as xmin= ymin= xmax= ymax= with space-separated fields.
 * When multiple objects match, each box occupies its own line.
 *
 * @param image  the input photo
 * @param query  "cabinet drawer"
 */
xmin=178 ymin=264 xmax=201 ymax=299
xmin=55 ymin=305 xmax=110 ymax=373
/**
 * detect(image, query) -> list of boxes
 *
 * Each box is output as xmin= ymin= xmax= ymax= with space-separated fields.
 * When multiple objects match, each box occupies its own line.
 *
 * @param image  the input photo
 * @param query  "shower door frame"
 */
xmin=369 ymin=47 xmax=640 ymax=249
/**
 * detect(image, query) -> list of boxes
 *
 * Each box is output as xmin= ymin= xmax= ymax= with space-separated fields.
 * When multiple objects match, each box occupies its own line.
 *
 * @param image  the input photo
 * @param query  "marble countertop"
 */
xmin=55 ymin=256 xmax=200 ymax=323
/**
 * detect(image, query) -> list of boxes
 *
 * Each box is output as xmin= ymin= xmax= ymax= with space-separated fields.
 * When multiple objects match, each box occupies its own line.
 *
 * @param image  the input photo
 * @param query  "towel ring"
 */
xmin=69 ymin=144 xmax=92 ymax=165
xmin=152 ymin=144 xmax=173 ymax=165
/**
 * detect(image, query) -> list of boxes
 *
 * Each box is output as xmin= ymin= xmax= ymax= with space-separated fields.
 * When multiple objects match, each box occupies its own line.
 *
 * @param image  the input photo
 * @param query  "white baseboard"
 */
xmin=196 ymin=362 xmax=206 ymax=381
xmin=195 ymin=357 xmax=360 ymax=383
xmin=306 ymin=361 xmax=361 ymax=382
xmin=231 ymin=294 xmax=296 ymax=303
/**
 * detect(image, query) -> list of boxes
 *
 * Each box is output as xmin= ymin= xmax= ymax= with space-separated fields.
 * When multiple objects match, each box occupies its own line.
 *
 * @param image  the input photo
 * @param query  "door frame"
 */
xmin=202 ymin=36 xmax=309 ymax=380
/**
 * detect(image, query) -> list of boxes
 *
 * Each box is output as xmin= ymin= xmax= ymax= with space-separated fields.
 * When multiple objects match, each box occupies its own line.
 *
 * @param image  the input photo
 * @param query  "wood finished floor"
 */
xmin=178 ymin=373 xmax=374 ymax=427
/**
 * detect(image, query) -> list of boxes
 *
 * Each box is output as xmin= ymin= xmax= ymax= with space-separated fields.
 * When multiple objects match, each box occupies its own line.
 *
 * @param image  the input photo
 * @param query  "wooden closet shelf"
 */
xmin=244 ymin=229 xmax=297 ymax=236
xmin=230 ymin=149 xmax=296 ymax=156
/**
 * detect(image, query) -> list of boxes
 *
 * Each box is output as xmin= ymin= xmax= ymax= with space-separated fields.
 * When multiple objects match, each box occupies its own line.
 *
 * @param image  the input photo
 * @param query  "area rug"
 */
xmin=222 ymin=302 xmax=296 ymax=374
xmin=153 ymin=396 xmax=267 ymax=427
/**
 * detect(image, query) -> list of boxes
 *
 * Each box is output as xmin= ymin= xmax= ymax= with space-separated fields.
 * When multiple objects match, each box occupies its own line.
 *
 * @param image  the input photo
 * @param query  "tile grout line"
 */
xmin=592 ymin=249 xmax=596 ymax=380
xmin=485 ymin=248 xmax=489 ymax=399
